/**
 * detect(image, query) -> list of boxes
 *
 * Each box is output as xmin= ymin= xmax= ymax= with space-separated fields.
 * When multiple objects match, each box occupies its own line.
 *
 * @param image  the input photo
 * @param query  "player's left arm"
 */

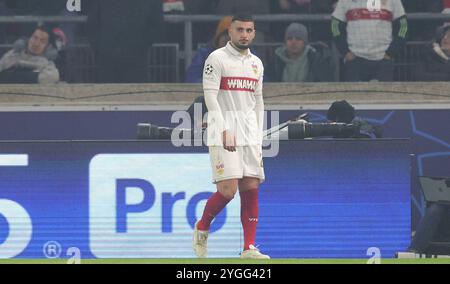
xmin=254 ymin=63 xmax=265 ymax=143
xmin=386 ymin=0 xmax=408 ymax=59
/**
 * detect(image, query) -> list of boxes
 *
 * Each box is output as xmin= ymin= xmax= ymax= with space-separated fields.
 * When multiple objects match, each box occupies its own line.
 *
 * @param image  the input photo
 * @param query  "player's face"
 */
xmin=27 ymin=29 xmax=49 ymax=56
xmin=286 ymin=37 xmax=306 ymax=57
xmin=228 ymin=21 xmax=256 ymax=50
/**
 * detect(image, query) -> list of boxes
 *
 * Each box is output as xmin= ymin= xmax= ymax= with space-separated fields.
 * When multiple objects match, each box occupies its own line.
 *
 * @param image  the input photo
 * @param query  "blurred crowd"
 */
xmin=0 ymin=0 xmax=450 ymax=83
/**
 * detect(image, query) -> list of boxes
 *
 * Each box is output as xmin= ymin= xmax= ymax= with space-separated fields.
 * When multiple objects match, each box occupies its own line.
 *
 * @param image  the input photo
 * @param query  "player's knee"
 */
xmin=239 ymin=178 xmax=260 ymax=191
xmin=218 ymin=187 xmax=237 ymax=200
xmin=221 ymin=191 xmax=236 ymax=200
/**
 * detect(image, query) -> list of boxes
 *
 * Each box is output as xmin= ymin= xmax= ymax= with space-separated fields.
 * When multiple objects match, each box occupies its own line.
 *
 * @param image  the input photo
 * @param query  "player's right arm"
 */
xmin=203 ymin=53 xmax=235 ymax=151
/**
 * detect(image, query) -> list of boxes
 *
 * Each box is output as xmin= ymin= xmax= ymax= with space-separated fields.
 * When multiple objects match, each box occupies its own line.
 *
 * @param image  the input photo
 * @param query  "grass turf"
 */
xmin=1 ymin=258 xmax=450 ymax=264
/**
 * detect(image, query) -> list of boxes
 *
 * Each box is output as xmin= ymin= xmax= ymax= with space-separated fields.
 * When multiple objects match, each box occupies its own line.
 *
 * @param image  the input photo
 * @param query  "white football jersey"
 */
xmin=203 ymin=42 xmax=264 ymax=146
xmin=332 ymin=0 xmax=405 ymax=60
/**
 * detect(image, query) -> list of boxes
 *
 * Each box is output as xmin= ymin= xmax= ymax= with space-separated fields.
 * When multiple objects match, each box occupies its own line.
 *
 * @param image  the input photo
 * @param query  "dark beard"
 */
xmin=231 ymin=41 xmax=250 ymax=51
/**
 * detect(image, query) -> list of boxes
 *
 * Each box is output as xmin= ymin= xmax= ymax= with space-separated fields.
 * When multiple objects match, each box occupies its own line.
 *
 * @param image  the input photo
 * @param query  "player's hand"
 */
xmin=383 ymin=53 xmax=392 ymax=60
xmin=222 ymin=130 xmax=236 ymax=152
xmin=344 ymin=51 xmax=356 ymax=62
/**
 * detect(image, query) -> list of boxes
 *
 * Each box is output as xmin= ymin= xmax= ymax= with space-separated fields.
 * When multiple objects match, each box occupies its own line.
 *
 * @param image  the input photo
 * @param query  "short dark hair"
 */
xmin=327 ymin=100 xmax=355 ymax=124
xmin=231 ymin=14 xmax=255 ymax=24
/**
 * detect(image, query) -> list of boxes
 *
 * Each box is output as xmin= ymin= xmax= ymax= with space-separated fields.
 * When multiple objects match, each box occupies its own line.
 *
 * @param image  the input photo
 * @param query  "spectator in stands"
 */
xmin=266 ymin=23 xmax=334 ymax=82
xmin=87 ymin=0 xmax=164 ymax=83
xmin=331 ymin=0 xmax=408 ymax=82
xmin=0 ymin=24 xmax=60 ymax=83
xmin=413 ymin=24 xmax=450 ymax=81
xmin=5 ymin=0 xmax=77 ymax=50
xmin=185 ymin=16 xmax=232 ymax=83
xmin=214 ymin=0 xmax=272 ymax=42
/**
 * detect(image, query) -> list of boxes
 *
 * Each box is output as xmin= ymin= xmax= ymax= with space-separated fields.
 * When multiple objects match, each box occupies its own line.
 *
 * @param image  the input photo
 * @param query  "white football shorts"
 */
xmin=209 ymin=145 xmax=265 ymax=183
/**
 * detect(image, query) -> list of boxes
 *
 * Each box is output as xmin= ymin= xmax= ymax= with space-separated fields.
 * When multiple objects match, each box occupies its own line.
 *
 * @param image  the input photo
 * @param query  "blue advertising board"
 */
xmin=0 ymin=139 xmax=410 ymax=259
xmin=0 ymin=108 xmax=445 ymax=225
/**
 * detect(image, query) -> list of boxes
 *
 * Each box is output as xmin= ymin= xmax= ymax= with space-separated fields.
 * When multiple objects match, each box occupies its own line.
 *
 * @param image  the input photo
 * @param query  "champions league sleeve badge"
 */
xmin=204 ymin=64 xmax=214 ymax=75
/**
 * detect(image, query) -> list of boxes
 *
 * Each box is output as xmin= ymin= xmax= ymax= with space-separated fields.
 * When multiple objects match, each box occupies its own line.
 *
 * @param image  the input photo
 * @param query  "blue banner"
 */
xmin=0 ymin=139 xmax=410 ymax=259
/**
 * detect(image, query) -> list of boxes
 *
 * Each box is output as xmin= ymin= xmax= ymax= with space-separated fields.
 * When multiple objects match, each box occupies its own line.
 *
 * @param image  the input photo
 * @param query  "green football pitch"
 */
xmin=1 ymin=258 xmax=450 ymax=264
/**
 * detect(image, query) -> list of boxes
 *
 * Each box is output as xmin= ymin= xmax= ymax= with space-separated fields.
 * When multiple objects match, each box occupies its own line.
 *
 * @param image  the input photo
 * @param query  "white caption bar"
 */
xmin=0 ymin=154 xmax=29 ymax=166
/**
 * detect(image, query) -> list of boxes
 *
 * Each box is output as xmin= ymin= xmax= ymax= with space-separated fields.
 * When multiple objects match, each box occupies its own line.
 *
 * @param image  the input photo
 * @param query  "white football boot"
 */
xmin=193 ymin=222 xmax=209 ymax=258
xmin=241 ymin=245 xmax=271 ymax=259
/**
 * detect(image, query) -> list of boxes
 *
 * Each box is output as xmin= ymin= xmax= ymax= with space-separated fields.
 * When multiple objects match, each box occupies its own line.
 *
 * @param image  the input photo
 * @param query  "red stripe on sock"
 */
xmin=197 ymin=191 xmax=231 ymax=231
xmin=240 ymin=189 xmax=259 ymax=251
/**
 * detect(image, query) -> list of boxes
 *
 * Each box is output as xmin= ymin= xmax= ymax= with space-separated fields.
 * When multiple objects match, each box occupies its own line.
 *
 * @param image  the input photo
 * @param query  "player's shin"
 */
xmin=197 ymin=191 xmax=231 ymax=231
xmin=240 ymin=188 xmax=259 ymax=250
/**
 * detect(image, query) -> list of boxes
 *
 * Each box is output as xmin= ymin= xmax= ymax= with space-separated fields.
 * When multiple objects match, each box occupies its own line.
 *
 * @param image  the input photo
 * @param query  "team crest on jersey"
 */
xmin=204 ymin=64 xmax=214 ymax=75
xmin=216 ymin=162 xmax=225 ymax=175
xmin=252 ymin=62 xmax=258 ymax=75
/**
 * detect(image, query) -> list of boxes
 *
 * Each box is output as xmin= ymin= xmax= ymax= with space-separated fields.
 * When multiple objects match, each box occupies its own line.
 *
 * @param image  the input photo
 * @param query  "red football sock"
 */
xmin=240 ymin=189 xmax=259 ymax=251
xmin=197 ymin=191 xmax=231 ymax=231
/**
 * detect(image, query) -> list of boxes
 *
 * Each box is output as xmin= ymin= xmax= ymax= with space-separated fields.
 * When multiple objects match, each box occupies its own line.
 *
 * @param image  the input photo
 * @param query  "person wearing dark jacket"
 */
xmin=266 ymin=23 xmax=334 ymax=82
xmin=87 ymin=0 xmax=164 ymax=83
xmin=413 ymin=24 xmax=450 ymax=81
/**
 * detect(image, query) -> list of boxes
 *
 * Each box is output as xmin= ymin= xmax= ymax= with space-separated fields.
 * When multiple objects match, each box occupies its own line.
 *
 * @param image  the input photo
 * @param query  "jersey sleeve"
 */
xmin=203 ymin=52 xmax=227 ymax=145
xmin=255 ymin=62 xmax=264 ymax=97
xmin=254 ymin=62 xmax=264 ymax=142
xmin=202 ymin=53 xmax=222 ymax=91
